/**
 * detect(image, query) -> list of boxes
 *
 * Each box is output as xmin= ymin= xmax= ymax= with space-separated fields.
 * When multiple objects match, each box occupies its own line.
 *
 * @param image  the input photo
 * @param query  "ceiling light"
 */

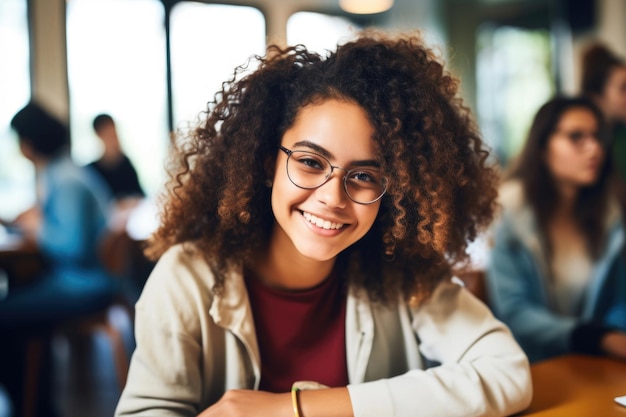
xmin=339 ymin=0 xmax=394 ymax=14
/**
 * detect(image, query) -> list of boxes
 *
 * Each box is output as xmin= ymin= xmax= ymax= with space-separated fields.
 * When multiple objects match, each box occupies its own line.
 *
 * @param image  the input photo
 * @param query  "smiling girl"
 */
xmin=115 ymin=30 xmax=532 ymax=417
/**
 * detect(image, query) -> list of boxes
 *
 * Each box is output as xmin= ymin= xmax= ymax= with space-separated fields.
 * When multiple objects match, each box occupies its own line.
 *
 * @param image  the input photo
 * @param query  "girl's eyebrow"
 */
xmin=292 ymin=140 xmax=332 ymax=158
xmin=291 ymin=140 xmax=381 ymax=168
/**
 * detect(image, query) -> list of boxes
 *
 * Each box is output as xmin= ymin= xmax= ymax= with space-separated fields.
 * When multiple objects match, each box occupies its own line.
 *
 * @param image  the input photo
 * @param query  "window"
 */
xmin=169 ymin=2 xmax=266 ymax=129
xmin=476 ymin=25 xmax=554 ymax=165
xmin=287 ymin=11 xmax=359 ymax=56
xmin=66 ymin=0 xmax=168 ymax=195
xmin=0 ymin=0 xmax=33 ymax=220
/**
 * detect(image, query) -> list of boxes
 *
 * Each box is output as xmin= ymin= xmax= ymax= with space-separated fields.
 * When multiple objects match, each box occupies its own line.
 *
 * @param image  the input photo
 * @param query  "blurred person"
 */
xmin=487 ymin=96 xmax=626 ymax=363
xmin=0 ymin=101 xmax=118 ymax=416
xmin=89 ymin=113 xmax=147 ymax=254
xmin=115 ymin=30 xmax=532 ymax=417
xmin=581 ymin=43 xmax=626 ymax=186
xmin=88 ymin=113 xmax=145 ymax=205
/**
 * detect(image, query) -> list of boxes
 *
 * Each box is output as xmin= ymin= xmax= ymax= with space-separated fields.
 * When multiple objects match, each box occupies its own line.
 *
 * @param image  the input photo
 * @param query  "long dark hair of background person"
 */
xmin=506 ymin=96 xmax=615 ymax=259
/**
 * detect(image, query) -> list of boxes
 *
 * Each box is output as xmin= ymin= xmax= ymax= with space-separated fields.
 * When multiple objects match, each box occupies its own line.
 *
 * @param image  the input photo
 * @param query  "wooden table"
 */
xmin=0 ymin=229 xmax=44 ymax=295
xmin=519 ymin=354 xmax=626 ymax=416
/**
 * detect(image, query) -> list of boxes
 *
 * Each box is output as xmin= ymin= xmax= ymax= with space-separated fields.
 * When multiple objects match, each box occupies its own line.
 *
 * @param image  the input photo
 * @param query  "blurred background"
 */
xmin=0 ymin=1 xmax=624 ymax=416
xmin=1 ymin=0 xmax=624 ymax=221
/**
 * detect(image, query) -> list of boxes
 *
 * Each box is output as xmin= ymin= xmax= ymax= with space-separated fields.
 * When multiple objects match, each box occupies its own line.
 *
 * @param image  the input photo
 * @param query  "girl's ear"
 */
xmin=18 ymin=139 xmax=36 ymax=161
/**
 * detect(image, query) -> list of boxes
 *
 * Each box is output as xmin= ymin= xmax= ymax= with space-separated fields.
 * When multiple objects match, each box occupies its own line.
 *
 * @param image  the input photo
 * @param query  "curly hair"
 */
xmin=146 ymin=29 xmax=499 ymax=304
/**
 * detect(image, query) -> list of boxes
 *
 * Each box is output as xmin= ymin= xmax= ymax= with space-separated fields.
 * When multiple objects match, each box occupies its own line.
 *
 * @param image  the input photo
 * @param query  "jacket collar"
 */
xmin=207 ymin=264 xmax=377 ymax=385
xmin=498 ymin=180 xmax=550 ymax=278
xmin=208 ymin=265 xmax=261 ymax=387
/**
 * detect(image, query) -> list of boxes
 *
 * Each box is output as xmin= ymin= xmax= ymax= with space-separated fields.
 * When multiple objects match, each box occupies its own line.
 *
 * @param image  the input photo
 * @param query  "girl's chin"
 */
xmin=578 ymin=175 xmax=600 ymax=186
xmin=293 ymin=243 xmax=341 ymax=263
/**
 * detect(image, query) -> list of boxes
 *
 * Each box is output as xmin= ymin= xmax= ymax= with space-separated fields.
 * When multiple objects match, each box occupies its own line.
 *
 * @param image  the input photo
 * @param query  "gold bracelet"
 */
xmin=291 ymin=386 xmax=301 ymax=417
xmin=290 ymin=380 xmax=327 ymax=417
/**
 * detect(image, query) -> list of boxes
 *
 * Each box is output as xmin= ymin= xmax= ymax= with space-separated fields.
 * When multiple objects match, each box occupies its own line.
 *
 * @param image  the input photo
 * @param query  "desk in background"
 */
xmin=101 ymin=198 xmax=158 ymax=297
xmin=0 ymin=227 xmax=44 ymax=298
xmin=520 ymin=354 xmax=626 ymax=416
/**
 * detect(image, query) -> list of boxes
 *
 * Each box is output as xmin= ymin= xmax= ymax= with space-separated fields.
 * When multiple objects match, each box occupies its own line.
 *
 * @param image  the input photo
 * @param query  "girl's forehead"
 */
xmin=283 ymin=100 xmax=377 ymax=159
xmin=557 ymin=107 xmax=596 ymax=125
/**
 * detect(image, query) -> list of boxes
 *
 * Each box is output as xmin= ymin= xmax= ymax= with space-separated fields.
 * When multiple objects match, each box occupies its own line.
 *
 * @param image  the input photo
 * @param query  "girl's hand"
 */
xmin=197 ymin=390 xmax=292 ymax=417
xmin=14 ymin=206 xmax=41 ymax=238
xmin=601 ymin=331 xmax=626 ymax=359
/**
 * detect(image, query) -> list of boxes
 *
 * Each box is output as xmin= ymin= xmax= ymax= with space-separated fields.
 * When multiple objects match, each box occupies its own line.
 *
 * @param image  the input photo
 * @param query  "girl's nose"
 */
xmin=583 ymin=137 xmax=604 ymax=154
xmin=315 ymin=173 xmax=348 ymax=208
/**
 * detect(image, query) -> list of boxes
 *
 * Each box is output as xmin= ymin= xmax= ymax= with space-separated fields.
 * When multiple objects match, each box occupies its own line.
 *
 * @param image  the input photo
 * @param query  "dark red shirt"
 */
xmin=244 ymin=270 xmax=349 ymax=392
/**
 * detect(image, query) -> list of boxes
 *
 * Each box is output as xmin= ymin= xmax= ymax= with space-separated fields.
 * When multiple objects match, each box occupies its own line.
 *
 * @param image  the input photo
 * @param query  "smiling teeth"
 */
xmin=302 ymin=212 xmax=344 ymax=230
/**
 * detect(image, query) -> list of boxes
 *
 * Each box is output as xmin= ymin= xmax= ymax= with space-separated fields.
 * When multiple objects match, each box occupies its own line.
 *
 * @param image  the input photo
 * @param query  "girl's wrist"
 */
xmin=601 ymin=331 xmax=626 ymax=358
xmin=291 ymin=381 xmax=327 ymax=417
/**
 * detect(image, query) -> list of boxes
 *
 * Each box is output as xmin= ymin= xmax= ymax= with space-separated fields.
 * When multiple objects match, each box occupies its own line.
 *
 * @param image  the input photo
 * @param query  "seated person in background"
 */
xmin=581 ymin=43 xmax=626 ymax=187
xmin=0 ymin=101 xmax=118 ymax=416
xmin=89 ymin=113 xmax=146 ymax=241
xmin=88 ymin=113 xmax=145 ymax=205
xmin=487 ymin=96 xmax=626 ymax=363
xmin=115 ymin=30 xmax=532 ymax=417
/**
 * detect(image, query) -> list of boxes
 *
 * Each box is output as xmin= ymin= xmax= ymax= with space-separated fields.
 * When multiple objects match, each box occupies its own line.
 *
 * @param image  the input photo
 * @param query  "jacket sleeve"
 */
xmin=486 ymin=217 xmax=577 ymax=361
xmin=601 ymin=252 xmax=626 ymax=330
xmin=114 ymin=247 xmax=208 ymax=417
xmin=347 ymin=282 xmax=532 ymax=417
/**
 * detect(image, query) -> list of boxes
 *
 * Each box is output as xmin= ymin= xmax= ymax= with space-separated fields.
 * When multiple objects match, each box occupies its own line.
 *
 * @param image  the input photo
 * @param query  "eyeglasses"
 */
xmin=555 ymin=129 xmax=609 ymax=147
xmin=278 ymin=145 xmax=388 ymax=204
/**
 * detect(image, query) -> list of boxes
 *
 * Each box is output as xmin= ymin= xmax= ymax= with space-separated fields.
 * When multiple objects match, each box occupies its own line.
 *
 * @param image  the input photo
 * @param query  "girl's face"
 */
xmin=600 ymin=66 xmax=626 ymax=123
xmin=270 ymin=99 xmax=382 ymax=262
xmin=545 ymin=107 xmax=605 ymax=189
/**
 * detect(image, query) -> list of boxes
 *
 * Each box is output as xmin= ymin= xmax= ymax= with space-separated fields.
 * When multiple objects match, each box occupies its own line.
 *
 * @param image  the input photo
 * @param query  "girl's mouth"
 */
xmin=301 ymin=211 xmax=345 ymax=230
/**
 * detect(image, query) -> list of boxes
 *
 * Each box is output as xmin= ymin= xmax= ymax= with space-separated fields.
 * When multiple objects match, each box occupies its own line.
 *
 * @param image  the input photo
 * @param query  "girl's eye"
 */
xmin=348 ymin=170 xmax=379 ymax=185
xmin=567 ymin=131 xmax=585 ymax=142
xmin=296 ymin=156 xmax=327 ymax=171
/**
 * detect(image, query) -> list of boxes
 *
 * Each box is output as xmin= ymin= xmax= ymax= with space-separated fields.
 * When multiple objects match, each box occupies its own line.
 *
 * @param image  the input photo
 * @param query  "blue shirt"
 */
xmin=38 ymin=155 xmax=112 ymax=272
